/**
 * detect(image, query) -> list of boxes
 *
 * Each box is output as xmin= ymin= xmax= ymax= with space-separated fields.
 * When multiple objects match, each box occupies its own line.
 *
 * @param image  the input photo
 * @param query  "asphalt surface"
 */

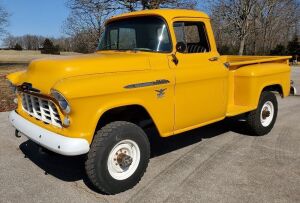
xmin=292 ymin=65 xmax=300 ymax=94
xmin=0 ymin=67 xmax=299 ymax=203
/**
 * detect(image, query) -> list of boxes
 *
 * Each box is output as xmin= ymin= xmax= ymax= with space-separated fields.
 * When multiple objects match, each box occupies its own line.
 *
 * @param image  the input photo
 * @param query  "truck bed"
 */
xmin=221 ymin=55 xmax=291 ymax=117
xmin=220 ymin=55 xmax=291 ymax=68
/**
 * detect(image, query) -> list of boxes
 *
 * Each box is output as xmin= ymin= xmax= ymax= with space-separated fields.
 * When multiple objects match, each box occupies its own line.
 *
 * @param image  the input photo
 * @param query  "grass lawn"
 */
xmin=0 ymin=50 xmax=81 ymax=112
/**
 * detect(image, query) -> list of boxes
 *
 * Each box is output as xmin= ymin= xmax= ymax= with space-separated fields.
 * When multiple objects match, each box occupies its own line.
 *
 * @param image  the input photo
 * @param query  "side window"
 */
xmin=185 ymin=25 xmax=200 ymax=43
xmin=174 ymin=22 xmax=185 ymax=43
xmin=173 ymin=21 xmax=210 ymax=53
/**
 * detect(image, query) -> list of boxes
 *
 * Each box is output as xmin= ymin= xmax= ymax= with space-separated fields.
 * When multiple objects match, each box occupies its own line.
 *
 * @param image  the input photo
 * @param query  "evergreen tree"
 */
xmin=14 ymin=43 xmax=23 ymax=51
xmin=287 ymin=36 xmax=300 ymax=62
xmin=41 ymin=38 xmax=60 ymax=55
xmin=270 ymin=44 xmax=286 ymax=55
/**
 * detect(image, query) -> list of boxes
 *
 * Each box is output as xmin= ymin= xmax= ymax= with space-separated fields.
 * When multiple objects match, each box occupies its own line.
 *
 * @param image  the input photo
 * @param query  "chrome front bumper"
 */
xmin=9 ymin=111 xmax=90 ymax=156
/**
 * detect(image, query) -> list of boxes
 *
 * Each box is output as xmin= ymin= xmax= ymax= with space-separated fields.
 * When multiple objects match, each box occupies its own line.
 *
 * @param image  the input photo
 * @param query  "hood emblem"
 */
xmin=155 ymin=88 xmax=167 ymax=98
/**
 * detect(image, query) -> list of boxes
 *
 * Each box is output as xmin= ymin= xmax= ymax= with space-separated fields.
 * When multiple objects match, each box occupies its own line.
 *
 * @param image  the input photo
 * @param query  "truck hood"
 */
xmin=15 ymin=52 xmax=150 ymax=93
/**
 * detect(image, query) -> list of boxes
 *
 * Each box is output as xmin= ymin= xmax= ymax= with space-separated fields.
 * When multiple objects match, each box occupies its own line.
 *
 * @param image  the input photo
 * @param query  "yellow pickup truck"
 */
xmin=7 ymin=9 xmax=291 ymax=194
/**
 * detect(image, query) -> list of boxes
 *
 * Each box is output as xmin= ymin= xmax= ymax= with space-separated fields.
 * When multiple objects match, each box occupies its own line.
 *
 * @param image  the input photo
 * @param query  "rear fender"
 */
xmin=233 ymin=63 xmax=290 ymax=108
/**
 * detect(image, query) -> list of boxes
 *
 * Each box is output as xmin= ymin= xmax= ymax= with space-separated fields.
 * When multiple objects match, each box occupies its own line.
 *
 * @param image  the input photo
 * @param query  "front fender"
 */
xmin=6 ymin=71 xmax=26 ymax=85
xmin=52 ymin=70 xmax=175 ymax=143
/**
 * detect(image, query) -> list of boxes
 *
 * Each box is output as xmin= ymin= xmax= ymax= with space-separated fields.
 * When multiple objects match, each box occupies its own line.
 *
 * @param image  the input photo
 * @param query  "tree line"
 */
xmin=211 ymin=0 xmax=299 ymax=56
xmin=3 ymin=34 xmax=73 ymax=52
xmin=1 ymin=0 xmax=299 ymax=57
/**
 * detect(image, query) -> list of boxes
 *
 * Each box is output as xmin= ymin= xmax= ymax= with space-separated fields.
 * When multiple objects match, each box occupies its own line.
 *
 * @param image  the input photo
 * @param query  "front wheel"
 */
xmin=85 ymin=121 xmax=150 ymax=194
xmin=247 ymin=91 xmax=278 ymax=136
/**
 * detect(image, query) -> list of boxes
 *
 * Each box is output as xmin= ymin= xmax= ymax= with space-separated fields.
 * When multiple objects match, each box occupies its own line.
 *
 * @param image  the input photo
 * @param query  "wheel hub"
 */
xmin=262 ymin=107 xmax=271 ymax=119
xmin=260 ymin=101 xmax=274 ymax=127
xmin=108 ymin=139 xmax=141 ymax=180
xmin=116 ymin=152 xmax=133 ymax=168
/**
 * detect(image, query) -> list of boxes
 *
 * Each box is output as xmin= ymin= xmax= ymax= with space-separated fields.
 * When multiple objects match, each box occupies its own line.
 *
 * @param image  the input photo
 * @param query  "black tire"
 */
xmin=247 ymin=91 xmax=278 ymax=136
xmin=85 ymin=121 xmax=150 ymax=194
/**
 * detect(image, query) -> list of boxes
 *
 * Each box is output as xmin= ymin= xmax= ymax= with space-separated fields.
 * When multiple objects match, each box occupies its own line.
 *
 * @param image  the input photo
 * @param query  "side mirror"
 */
xmin=176 ymin=42 xmax=186 ymax=53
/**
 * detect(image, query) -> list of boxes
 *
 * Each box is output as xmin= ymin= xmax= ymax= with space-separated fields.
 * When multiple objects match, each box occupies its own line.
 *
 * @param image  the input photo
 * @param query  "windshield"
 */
xmin=98 ymin=16 xmax=172 ymax=52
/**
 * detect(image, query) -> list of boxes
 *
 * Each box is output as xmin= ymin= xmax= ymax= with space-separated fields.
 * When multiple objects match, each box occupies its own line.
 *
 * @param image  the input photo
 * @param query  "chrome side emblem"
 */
xmin=155 ymin=88 xmax=166 ymax=98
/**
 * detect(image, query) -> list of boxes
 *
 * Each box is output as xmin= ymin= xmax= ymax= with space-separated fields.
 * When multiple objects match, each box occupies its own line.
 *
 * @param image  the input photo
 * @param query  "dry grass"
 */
xmin=0 ymin=50 xmax=81 ymax=112
xmin=0 ymin=50 xmax=81 ymax=63
xmin=0 ymin=65 xmax=27 ymax=112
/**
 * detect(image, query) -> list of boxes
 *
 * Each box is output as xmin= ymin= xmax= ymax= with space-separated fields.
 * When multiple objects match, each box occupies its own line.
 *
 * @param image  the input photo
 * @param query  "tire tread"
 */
xmin=247 ymin=91 xmax=278 ymax=136
xmin=85 ymin=121 xmax=149 ymax=194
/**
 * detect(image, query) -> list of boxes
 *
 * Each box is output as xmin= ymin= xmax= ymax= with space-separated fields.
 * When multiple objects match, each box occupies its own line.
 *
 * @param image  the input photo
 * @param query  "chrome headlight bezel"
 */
xmin=51 ymin=89 xmax=71 ymax=114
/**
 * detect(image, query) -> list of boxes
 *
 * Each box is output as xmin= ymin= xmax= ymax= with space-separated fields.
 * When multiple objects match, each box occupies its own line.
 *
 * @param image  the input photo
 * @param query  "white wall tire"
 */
xmin=85 ymin=121 xmax=150 ymax=194
xmin=247 ymin=91 xmax=278 ymax=136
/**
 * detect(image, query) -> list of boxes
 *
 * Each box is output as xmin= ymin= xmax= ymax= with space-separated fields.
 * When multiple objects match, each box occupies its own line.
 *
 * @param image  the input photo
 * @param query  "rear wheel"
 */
xmin=85 ymin=121 xmax=150 ymax=194
xmin=247 ymin=91 xmax=278 ymax=136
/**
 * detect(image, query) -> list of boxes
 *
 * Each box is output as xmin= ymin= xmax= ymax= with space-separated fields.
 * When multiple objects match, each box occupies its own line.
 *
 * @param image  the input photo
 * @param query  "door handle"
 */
xmin=209 ymin=56 xmax=219 ymax=61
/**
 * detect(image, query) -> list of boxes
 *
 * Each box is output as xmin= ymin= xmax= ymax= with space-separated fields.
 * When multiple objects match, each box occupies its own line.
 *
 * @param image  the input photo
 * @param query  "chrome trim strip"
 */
xmin=124 ymin=79 xmax=170 ymax=89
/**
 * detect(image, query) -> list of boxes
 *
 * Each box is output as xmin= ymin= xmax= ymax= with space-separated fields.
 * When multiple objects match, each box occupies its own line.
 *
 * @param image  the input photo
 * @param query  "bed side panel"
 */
xmin=233 ymin=63 xmax=290 ymax=108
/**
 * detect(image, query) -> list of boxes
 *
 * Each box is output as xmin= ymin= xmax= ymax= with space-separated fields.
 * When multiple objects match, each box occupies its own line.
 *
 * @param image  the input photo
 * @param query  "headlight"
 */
xmin=51 ymin=89 xmax=71 ymax=114
xmin=6 ymin=80 xmax=17 ymax=94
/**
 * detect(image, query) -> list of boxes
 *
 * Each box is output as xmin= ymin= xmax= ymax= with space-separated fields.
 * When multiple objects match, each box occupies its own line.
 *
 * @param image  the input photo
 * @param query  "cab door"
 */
xmin=170 ymin=18 xmax=229 ymax=132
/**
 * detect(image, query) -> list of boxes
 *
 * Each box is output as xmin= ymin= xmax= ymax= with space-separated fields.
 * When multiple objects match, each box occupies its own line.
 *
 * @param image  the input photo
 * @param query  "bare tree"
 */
xmin=3 ymin=34 xmax=15 ymax=48
xmin=63 ymin=0 xmax=198 ymax=53
xmin=254 ymin=0 xmax=299 ymax=54
xmin=63 ymin=0 xmax=118 ymax=52
xmin=212 ymin=0 xmax=257 ymax=55
xmin=212 ymin=0 xmax=300 ymax=55
xmin=0 ymin=2 xmax=9 ymax=38
xmin=118 ymin=0 xmax=198 ymax=10
xmin=139 ymin=0 xmax=197 ymax=9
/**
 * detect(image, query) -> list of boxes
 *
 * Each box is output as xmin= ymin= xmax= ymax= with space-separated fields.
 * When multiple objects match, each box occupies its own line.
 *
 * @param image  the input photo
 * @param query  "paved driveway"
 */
xmin=292 ymin=65 xmax=300 ymax=94
xmin=0 ymin=67 xmax=299 ymax=203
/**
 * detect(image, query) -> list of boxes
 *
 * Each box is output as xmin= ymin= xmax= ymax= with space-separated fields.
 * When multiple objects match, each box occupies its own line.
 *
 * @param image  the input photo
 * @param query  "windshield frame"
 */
xmin=97 ymin=15 xmax=173 ymax=53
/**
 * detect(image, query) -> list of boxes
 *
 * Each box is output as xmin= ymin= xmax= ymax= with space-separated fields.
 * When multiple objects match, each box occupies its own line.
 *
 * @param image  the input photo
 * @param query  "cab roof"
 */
xmin=107 ymin=9 xmax=210 ymax=24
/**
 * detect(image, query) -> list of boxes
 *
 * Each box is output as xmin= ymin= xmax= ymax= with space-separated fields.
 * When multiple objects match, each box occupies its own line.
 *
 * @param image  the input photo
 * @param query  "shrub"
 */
xmin=14 ymin=43 xmax=23 ymax=51
xmin=287 ymin=36 xmax=300 ymax=62
xmin=270 ymin=44 xmax=286 ymax=55
xmin=41 ymin=38 xmax=60 ymax=55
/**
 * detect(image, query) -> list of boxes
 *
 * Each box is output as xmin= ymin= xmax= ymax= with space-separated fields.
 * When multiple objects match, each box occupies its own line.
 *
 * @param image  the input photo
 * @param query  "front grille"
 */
xmin=21 ymin=93 xmax=62 ymax=128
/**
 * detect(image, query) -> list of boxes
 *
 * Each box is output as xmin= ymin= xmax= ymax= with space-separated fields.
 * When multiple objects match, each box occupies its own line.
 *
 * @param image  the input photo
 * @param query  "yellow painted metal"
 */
xmin=168 ymin=17 xmax=228 ymax=132
xmin=7 ymin=9 xmax=291 ymax=144
xmin=107 ymin=9 xmax=210 ymax=24
xmin=220 ymin=55 xmax=291 ymax=68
